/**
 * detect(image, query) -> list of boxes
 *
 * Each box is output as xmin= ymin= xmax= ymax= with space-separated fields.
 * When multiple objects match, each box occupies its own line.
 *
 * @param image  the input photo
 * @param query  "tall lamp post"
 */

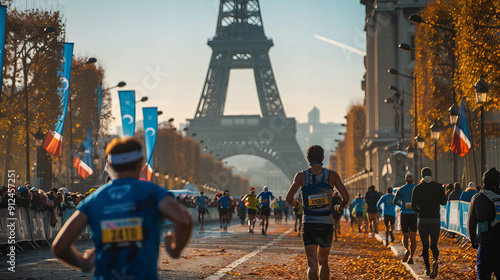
xmin=474 ymin=76 xmax=489 ymax=177
xmin=164 ymin=174 xmax=170 ymax=189
xmin=430 ymin=121 xmax=442 ymax=181
xmin=154 ymin=171 xmax=160 ymax=184
xmin=24 ymin=26 xmax=57 ymax=184
xmin=415 ymin=134 xmax=425 ymax=180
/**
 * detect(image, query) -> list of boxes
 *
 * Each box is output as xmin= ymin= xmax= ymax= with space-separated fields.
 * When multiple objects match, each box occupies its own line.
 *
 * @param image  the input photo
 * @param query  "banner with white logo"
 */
xmin=44 ymin=42 xmax=74 ymax=156
xmin=118 ymin=90 xmax=135 ymax=136
xmin=142 ymin=107 xmax=158 ymax=181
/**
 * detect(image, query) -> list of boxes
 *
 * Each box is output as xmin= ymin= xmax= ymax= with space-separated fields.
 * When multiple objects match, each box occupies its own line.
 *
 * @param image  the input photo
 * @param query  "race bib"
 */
xmin=308 ymin=193 xmax=328 ymax=209
xmin=262 ymin=199 xmax=268 ymax=203
xmin=405 ymin=202 xmax=412 ymax=209
xmin=101 ymin=217 xmax=143 ymax=244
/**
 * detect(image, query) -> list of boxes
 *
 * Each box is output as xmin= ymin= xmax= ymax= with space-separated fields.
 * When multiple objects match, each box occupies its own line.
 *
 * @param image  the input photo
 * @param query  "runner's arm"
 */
xmin=286 ymin=172 xmax=303 ymax=208
xmin=376 ymin=196 xmax=383 ymax=212
xmin=393 ymin=189 xmax=402 ymax=206
xmin=330 ymin=170 xmax=350 ymax=210
xmin=51 ymin=210 xmax=95 ymax=272
xmin=467 ymin=195 xmax=479 ymax=248
xmin=159 ymin=195 xmax=193 ymax=258
xmin=411 ymin=187 xmax=420 ymax=212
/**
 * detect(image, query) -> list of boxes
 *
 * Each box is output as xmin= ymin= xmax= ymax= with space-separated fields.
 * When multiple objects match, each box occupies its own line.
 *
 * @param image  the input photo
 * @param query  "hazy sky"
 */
xmin=22 ymin=0 xmax=366 ymax=132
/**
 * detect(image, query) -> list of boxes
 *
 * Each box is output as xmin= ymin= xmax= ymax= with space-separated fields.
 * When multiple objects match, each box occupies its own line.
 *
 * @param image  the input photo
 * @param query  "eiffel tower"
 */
xmin=188 ymin=0 xmax=307 ymax=180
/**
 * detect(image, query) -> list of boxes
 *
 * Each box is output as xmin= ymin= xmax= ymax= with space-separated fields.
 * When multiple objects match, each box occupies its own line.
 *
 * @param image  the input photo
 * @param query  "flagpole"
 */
xmin=465 ymin=100 xmax=479 ymax=185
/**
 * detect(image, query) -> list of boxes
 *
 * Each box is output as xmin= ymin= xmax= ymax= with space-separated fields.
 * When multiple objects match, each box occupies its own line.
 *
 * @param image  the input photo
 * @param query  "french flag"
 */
xmin=43 ymin=130 xmax=63 ymax=156
xmin=141 ymin=162 xmax=153 ymax=181
xmin=451 ymin=98 xmax=471 ymax=157
xmin=73 ymin=124 xmax=94 ymax=179
xmin=73 ymin=157 xmax=93 ymax=179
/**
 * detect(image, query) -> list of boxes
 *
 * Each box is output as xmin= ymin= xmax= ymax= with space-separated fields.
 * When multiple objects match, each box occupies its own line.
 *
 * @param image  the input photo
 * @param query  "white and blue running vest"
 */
xmin=302 ymin=168 xmax=334 ymax=224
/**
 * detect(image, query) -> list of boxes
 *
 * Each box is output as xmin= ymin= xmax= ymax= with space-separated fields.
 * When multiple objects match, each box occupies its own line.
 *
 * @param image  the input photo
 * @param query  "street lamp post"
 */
xmin=430 ymin=121 xmax=442 ymax=181
xmin=164 ymin=174 xmax=169 ymax=189
xmin=474 ymin=76 xmax=489 ymax=177
xmin=24 ymin=26 xmax=57 ymax=184
xmin=415 ymin=134 xmax=425 ymax=180
xmin=155 ymin=171 xmax=160 ymax=184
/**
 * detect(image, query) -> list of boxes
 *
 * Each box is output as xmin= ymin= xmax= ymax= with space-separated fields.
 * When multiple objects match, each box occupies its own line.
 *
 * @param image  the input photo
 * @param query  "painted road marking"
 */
xmin=205 ymin=228 xmax=294 ymax=280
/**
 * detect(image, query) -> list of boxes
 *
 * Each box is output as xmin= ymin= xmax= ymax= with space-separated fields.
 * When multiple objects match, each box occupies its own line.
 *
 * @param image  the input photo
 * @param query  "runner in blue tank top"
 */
xmin=377 ymin=187 xmax=396 ymax=245
xmin=286 ymin=145 xmax=350 ymax=280
xmin=257 ymin=186 xmax=275 ymax=235
xmin=52 ymin=137 xmax=193 ymax=279
xmin=393 ymin=172 xmax=417 ymax=264
xmin=195 ymin=192 xmax=209 ymax=230
xmin=218 ymin=190 xmax=232 ymax=231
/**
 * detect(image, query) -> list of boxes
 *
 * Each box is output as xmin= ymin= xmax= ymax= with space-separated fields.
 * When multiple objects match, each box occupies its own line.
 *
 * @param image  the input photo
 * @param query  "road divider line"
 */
xmin=205 ymin=228 xmax=294 ymax=280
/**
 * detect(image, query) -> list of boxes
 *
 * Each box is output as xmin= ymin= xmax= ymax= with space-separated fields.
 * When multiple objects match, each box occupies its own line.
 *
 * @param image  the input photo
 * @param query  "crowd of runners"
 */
xmin=43 ymin=138 xmax=499 ymax=280
xmin=193 ymin=186 xmax=302 ymax=236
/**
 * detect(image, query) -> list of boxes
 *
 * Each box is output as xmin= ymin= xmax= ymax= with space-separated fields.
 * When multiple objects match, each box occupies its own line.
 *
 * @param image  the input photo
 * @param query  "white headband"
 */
xmin=107 ymin=149 xmax=144 ymax=165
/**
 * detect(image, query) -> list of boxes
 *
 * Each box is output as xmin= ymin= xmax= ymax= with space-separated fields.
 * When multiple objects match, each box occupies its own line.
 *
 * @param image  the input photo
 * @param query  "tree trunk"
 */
xmin=2 ymin=129 xmax=14 ymax=186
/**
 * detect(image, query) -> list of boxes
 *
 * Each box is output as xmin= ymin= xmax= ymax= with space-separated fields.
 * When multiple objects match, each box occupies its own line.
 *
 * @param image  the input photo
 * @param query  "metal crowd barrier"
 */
xmin=440 ymin=200 xmax=471 ymax=238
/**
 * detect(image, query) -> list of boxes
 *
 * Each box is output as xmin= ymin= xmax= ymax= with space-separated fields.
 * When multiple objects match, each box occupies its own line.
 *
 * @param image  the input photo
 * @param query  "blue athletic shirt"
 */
xmin=76 ymin=178 xmax=171 ymax=280
xmin=377 ymin=193 xmax=396 ymax=216
xmin=196 ymin=196 xmax=208 ymax=208
xmin=257 ymin=191 xmax=275 ymax=207
xmin=218 ymin=195 xmax=231 ymax=208
xmin=459 ymin=190 xmax=479 ymax=202
xmin=351 ymin=198 xmax=365 ymax=212
xmin=393 ymin=183 xmax=416 ymax=214
xmin=302 ymin=168 xmax=334 ymax=224
xmin=277 ymin=201 xmax=285 ymax=211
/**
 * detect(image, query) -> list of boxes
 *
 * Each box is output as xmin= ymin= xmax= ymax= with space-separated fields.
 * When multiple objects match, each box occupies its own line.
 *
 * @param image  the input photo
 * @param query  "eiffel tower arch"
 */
xmin=188 ymin=0 xmax=307 ymax=180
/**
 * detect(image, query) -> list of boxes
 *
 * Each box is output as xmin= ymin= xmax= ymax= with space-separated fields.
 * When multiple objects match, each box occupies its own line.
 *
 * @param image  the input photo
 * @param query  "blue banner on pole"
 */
xmin=73 ymin=123 xmax=93 ymax=179
xmin=142 ymin=107 xmax=158 ymax=181
xmin=43 ymin=42 xmax=74 ymax=156
xmin=118 ymin=90 xmax=136 ymax=136
xmin=0 ymin=5 xmax=6 ymax=89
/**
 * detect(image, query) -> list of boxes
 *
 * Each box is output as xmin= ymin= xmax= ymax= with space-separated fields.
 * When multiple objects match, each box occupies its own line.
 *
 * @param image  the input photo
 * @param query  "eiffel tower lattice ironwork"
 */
xmin=188 ymin=0 xmax=307 ymax=180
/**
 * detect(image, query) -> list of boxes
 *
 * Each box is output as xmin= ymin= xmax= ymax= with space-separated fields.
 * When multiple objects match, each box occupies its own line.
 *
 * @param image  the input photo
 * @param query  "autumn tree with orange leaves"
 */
xmin=414 ymin=0 xmax=500 ymax=161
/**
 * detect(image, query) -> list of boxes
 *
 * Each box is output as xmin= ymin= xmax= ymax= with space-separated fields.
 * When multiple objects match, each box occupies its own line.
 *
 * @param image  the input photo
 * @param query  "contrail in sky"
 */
xmin=314 ymin=34 xmax=366 ymax=56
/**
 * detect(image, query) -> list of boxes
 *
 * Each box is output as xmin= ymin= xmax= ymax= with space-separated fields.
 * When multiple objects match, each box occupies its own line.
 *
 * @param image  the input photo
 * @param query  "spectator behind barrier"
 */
xmin=448 ymin=182 xmax=463 ymax=201
xmin=444 ymin=183 xmax=454 ymax=201
xmin=459 ymin=182 xmax=479 ymax=202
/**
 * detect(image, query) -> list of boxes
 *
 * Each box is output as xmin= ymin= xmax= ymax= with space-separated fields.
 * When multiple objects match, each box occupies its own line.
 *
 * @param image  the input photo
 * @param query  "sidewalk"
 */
xmin=374 ymin=233 xmax=442 ymax=280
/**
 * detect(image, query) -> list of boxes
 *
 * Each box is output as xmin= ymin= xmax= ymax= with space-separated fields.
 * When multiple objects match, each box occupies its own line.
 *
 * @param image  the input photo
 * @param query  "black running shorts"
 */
xmin=261 ymin=206 xmax=271 ymax=217
xmin=302 ymin=223 xmax=334 ymax=248
xmin=384 ymin=215 xmax=395 ymax=227
xmin=220 ymin=208 xmax=229 ymax=216
xmin=400 ymin=213 xmax=418 ymax=233
xmin=247 ymin=208 xmax=257 ymax=215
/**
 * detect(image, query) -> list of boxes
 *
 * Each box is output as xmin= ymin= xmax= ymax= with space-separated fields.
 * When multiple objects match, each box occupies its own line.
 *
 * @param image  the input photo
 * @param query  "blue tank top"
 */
xmin=302 ymin=168 xmax=334 ymax=224
xmin=394 ymin=183 xmax=416 ymax=214
xmin=218 ymin=195 xmax=230 ymax=208
xmin=257 ymin=191 xmax=274 ymax=207
xmin=351 ymin=197 xmax=365 ymax=212
xmin=196 ymin=196 xmax=208 ymax=208
xmin=77 ymin=178 xmax=170 ymax=280
xmin=377 ymin=193 xmax=396 ymax=216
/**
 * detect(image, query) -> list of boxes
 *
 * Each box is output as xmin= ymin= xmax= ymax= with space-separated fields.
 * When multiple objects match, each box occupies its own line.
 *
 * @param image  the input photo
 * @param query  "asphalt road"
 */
xmin=0 ymin=219 xmax=306 ymax=280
